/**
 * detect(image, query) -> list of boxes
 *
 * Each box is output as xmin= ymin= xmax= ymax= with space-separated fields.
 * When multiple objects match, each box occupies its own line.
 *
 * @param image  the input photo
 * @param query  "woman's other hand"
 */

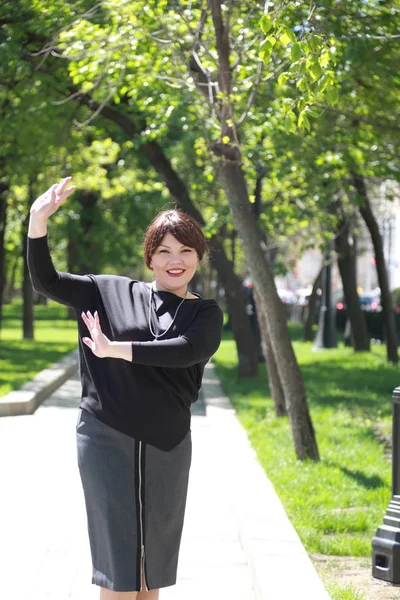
xmin=81 ymin=311 xmax=111 ymax=359
xmin=30 ymin=176 xmax=76 ymax=221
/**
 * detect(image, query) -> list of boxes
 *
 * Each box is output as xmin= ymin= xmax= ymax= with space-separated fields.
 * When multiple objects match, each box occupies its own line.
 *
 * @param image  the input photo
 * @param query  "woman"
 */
xmin=27 ymin=177 xmax=223 ymax=600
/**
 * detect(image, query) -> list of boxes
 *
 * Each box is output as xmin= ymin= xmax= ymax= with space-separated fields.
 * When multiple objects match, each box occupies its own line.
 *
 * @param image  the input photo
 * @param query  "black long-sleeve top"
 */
xmin=27 ymin=235 xmax=223 ymax=450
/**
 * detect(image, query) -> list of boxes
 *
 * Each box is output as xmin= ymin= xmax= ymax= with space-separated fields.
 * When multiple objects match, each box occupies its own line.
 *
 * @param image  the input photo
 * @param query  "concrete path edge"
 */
xmin=202 ymin=361 xmax=332 ymax=600
xmin=0 ymin=349 xmax=79 ymax=417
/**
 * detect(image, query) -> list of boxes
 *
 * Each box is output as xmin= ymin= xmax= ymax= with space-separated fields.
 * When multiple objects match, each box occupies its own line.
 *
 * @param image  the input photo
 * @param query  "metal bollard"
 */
xmin=372 ymin=387 xmax=400 ymax=583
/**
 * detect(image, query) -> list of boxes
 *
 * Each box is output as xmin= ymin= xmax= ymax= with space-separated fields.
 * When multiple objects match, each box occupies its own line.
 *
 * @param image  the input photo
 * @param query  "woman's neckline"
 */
xmin=143 ymin=281 xmax=202 ymax=301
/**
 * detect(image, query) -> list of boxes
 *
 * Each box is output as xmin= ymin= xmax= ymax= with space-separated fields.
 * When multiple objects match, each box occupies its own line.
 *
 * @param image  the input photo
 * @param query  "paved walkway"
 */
xmin=0 ymin=360 xmax=331 ymax=599
xmin=0 ymin=371 xmax=255 ymax=600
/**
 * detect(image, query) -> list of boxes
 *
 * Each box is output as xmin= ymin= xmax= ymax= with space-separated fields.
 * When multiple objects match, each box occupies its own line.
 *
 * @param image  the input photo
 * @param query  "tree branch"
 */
xmin=318 ymin=104 xmax=400 ymax=133
xmin=237 ymin=60 xmax=264 ymax=128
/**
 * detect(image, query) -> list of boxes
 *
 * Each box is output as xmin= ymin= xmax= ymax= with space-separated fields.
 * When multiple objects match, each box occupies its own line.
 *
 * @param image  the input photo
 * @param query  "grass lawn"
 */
xmin=0 ymin=300 xmax=78 ymax=398
xmin=213 ymin=324 xmax=398 ymax=600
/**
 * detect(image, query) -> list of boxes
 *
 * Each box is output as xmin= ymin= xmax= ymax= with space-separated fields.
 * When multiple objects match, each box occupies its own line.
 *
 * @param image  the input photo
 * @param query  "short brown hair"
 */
xmin=144 ymin=210 xmax=208 ymax=269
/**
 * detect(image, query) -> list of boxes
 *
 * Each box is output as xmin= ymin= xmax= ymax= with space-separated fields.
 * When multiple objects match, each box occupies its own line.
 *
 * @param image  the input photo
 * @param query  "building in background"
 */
xmin=276 ymin=181 xmax=400 ymax=296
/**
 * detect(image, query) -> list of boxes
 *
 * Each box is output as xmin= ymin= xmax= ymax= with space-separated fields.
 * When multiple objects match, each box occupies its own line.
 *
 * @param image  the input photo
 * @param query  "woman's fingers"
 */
xmin=81 ymin=311 xmax=108 ymax=359
xmin=59 ymin=185 xmax=76 ymax=201
xmin=82 ymin=337 xmax=94 ymax=349
xmin=81 ymin=310 xmax=101 ymax=331
xmin=56 ymin=176 xmax=72 ymax=196
xmin=50 ymin=184 xmax=57 ymax=202
xmin=81 ymin=311 xmax=93 ymax=327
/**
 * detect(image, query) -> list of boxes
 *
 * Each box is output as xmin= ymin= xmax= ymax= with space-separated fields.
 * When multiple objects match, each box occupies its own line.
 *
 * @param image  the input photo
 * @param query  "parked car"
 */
xmin=336 ymin=291 xmax=382 ymax=313
xmin=294 ymin=287 xmax=322 ymax=308
xmin=277 ymin=289 xmax=297 ymax=304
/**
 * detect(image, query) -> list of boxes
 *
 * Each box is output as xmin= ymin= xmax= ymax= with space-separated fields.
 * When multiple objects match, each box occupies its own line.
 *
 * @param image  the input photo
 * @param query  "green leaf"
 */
xmin=298 ymin=110 xmax=311 ymax=131
xmin=278 ymin=72 xmax=288 ymax=86
xmin=316 ymin=74 xmax=329 ymax=93
xmin=291 ymin=43 xmax=302 ymax=62
xmin=307 ymin=107 xmax=320 ymax=118
xmin=326 ymin=88 xmax=339 ymax=105
xmin=296 ymin=76 xmax=307 ymax=92
xmin=260 ymin=15 xmax=272 ymax=34
xmin=259 ymin=39 xmax=273 ymax=63
xmin=319 ymin=52 xmax=330 ymax=68
xmin=284 ymin=114 xmax=296 ymax=134
xmin=280 ymin=31 xmax=293 ymax=45
xmin=308 ymin=34 xmax=322 ymax=52
xmin=309 ymin=61 xmax=323 ymax=81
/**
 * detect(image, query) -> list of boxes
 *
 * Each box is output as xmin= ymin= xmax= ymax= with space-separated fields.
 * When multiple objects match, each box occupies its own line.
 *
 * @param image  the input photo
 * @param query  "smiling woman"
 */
xmin=27 ymin=180 xmax=223 ymax=600
xmin=144 ymin=210 xmax=208 ymax=299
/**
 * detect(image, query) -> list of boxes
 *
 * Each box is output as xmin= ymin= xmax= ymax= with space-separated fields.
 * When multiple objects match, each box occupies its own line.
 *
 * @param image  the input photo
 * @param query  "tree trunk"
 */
xmin=215 ymin=153 xmax=319 ymax=460
xmin=77 ymin=191 xmax=100 ymax=274
xmin=206 ymin=0 xmax=319 ymax=459
xmin=252 ymin=165 xmax=286 ymax=414
xmin=352 ymin=173 xmax=398 ymax=363
xmin=22 ymin=212 xmax=34 ymax=340
xmin=231 ymin=229 xmax=236 ymax=269
xmin=4 ymin=254 xmax=19 ymax=304
xmin=0 ymin=180 xmax=8 ymax=335
xmin=304 ymin=267 xmax=323 ymax=342
xmin=335 ymin=216 xmax=370 ymax=352
xmin=209 ymin=232 xmax=259 ymax=378
xmin=254 ymin=287 xmax=287 ymax=417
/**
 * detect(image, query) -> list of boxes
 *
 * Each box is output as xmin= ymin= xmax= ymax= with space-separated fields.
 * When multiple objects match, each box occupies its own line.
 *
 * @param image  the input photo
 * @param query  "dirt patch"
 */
xmin=372 ymin=423 xmax=392 ymax=460
xmin=312 ymin=554 xmax=400 ymax=599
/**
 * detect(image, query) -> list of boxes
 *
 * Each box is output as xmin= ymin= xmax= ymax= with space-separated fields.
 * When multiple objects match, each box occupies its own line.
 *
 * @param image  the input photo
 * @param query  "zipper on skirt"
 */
xmin=138 ymin=441 xmax=149 ymax=591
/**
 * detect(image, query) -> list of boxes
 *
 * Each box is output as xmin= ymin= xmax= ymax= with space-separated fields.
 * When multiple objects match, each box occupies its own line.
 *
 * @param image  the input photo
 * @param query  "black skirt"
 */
xmin=76 ymin=408 xmax=192 ymax=592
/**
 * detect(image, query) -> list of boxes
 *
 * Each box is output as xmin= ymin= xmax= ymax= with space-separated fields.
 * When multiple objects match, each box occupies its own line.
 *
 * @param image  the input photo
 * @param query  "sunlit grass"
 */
xmin=328 ymin=585 xmax=365 ymax=600
xmin=0 ymin=300 xmax=78 ymax=397
xmin=213 ymin=325 xmax=397 ymax=557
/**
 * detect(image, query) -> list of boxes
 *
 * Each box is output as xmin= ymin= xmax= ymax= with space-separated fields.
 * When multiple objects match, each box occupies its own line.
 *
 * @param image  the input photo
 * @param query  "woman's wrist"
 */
xmin=107 ymin=341 xmax=133 ymax=362
xmin=28 ymin=215 xmax=48 ymax=239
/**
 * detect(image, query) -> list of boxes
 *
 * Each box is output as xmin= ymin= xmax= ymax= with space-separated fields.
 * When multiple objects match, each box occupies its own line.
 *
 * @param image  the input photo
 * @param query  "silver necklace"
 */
xmin=148 ymin=283 xmax=187 ymax=339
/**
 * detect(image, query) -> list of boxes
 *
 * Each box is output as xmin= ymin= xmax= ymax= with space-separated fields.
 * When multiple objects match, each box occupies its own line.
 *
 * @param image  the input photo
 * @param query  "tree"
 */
xmin=17 ymin=0 xmax=319 ymax=458
xmin=185 ymin=1 xmax=319 ymax=459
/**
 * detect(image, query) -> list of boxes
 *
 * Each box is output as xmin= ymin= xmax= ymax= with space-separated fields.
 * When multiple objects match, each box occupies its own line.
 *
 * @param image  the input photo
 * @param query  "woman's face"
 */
xmin=150 ymin=232 xmax=199 ymax=295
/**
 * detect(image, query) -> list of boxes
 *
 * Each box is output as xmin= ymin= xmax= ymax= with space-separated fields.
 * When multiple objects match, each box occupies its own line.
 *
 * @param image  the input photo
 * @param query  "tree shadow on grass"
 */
xmin=215 ymin=357 xmax=395 ymax=419
xmin=324 ymin=460 xmax=388 ymax=490
xmin=217 ymin=327 xmax=398 ymax=421
xmin=301 ymin=360 xmax=396 ymax=417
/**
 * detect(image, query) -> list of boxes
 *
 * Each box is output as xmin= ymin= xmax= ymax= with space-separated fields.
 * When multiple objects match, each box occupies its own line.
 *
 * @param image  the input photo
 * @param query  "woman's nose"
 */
xmin=168 ymin=254 xmax=183 ymax=263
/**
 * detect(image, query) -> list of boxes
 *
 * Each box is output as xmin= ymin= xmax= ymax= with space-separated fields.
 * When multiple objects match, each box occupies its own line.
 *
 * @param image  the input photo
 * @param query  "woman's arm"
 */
xmin=28 ymin=235 xmax=96 ymax=309
xmin=81 ymin=305 xmax=224 ymax=367
xmin=27 ymin=178 xmax=96 ymax=309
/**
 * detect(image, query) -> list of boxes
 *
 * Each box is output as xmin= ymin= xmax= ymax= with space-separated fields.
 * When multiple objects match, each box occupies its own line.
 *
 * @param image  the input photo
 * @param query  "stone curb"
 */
xmin=202 ymin=362 xmax=332 ymax=600
xmin=0 ymin=349 xmax=79 ymax=417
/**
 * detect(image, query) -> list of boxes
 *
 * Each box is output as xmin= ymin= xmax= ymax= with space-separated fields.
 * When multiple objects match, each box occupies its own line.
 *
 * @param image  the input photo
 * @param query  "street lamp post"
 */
xmin=313 ymin=245 xmax=337 ymax=350
xmin=372 ymin=387 xmax=400 ymax=583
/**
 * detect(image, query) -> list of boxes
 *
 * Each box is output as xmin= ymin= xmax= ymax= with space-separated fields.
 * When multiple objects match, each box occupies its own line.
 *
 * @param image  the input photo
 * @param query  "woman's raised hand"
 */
xmin=81 ymin=311 xmax=111 ymax=359
xmin=30 ymin=176 xmax=76 ymax=221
